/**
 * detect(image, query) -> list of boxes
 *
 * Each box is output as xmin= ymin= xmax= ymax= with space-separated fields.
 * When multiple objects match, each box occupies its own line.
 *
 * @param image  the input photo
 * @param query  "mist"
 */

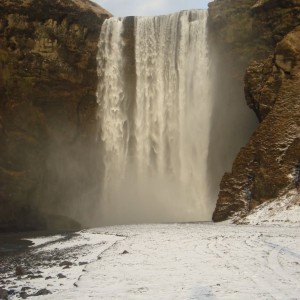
xmin=35 ymin=138 xmax=104 ymax=229
xmin=207 ymin=45 xmax=258 ymax=201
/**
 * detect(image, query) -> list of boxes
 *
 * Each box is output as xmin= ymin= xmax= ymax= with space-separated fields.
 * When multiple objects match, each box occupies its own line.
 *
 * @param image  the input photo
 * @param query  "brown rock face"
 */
xmin=210 ymin=0 xmax=300 ymax=221
xmin=0 ymin=0 xmax=111 ymax=231
xmin=207 ymin=0 xmax=259 ymax=204
xmin=208 ymin=0 xmax=300 ymax=74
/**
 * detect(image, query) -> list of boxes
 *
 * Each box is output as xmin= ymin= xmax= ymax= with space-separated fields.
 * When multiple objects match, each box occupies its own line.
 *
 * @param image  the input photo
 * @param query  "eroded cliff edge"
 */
xmin=0 ymin=0 xmax=111 ymax=231
xmin=209 ymin=0 xmax=300 ymax=221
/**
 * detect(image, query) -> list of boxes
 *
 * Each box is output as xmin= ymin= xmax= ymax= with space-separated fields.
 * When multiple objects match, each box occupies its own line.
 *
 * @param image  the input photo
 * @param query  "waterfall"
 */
xmin=97 ymin=10 xmax=213 ymax=225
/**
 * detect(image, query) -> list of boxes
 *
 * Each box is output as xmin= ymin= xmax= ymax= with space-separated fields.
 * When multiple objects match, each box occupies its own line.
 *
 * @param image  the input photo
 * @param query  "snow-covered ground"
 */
xmin=2 ymin=221 xmax=299 ymax=300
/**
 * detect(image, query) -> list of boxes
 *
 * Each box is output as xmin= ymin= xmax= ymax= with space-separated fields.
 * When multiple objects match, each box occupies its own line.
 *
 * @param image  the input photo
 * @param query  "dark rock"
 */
xmin=19 ymin=291 xmax=28 ymax=299
xmin=27 ymin=274 xmax=43 ymax=279
xmin=79 ymin=261 xmax=88 ymax=266
xmin=121 ymin=250 xmax=129 ymax=255
xmin=57 ymin=273 xmax=66 ymax=279
xmin=59 ymin=261 xmax=72 ymax=267
xmin=45 ymin=276 xmax=52 ymax=280
xmin=8 ymin=290 xmax=16 ymax=295
xmin=34 ymin=289 xmax=52 ymax=296
xmin=15 ymin=266 xmax=25 ymax=276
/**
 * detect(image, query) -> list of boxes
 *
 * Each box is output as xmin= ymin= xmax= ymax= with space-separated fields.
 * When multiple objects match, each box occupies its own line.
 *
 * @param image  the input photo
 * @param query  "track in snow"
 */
xmin=2 ymin=223 xmax=299 ymax=300
xmin=35 ymin=223 xmax=300 ymax=300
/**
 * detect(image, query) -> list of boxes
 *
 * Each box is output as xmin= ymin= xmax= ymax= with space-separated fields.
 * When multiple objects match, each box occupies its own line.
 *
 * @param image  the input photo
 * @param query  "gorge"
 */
xmin=0 ymin=0 xmax=299 ymax=231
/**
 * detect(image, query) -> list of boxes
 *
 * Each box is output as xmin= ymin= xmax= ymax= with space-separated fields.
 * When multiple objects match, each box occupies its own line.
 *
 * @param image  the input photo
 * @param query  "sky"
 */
xmin=92 ymin=0 xmax=211 ymax=17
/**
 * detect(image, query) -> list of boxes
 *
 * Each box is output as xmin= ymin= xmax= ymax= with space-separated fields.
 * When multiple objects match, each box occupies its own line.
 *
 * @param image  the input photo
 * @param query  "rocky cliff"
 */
xmin=0 ymin=0 xmax=111 ymax=231
xmin=210 ymin=0 xmax=300 ymax=221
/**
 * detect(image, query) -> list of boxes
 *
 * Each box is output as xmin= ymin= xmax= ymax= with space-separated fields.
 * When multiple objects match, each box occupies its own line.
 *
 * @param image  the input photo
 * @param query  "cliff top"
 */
xmin=0 ymin=0 xmax=112 ymax=18
xmin=54 ymin=0 xmax=112 ymax=17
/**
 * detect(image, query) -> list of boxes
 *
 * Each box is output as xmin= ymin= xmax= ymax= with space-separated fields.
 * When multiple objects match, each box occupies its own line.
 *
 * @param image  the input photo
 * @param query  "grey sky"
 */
xmin=92 ymin=0 xmax=211 ymax=17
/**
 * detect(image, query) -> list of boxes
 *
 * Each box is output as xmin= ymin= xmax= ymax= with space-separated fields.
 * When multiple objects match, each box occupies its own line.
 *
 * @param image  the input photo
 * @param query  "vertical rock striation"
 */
xmin=210 ymin=0 xmax=300 ymax=221
xmin=0 ymin=0 xmax=111 ymax=231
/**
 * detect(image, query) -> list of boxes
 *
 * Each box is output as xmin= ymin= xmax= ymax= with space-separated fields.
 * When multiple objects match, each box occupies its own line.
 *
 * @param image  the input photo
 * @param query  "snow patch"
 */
xmin=233 ymin=190 xmax=300 ymax=226
xmin=24 ymin=235 xmax=63 ymax=247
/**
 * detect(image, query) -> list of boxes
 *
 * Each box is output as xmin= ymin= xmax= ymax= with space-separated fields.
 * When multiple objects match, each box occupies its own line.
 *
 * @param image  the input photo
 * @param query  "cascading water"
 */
xmin=97 ymin=10 xmax=213 ymax=225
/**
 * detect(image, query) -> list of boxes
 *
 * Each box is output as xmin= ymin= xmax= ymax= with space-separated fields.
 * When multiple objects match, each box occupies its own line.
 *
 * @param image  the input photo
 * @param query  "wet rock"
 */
xmin=27 ymin=274 xmax=43 ymax=279
xmin=19 ymin=291 xmax=28 ymax=299
xmin=59 ymin=261 xmax=72 ymax=267
xmin=57 ymin=273 xmax=66 ymax=279
xmin=34 ymin=289 xmax=52 ymax=296
xmin=8 ymin=290 xmax=16 ymax=295
xmin=15 ymin=266 xmax=25 ymax=276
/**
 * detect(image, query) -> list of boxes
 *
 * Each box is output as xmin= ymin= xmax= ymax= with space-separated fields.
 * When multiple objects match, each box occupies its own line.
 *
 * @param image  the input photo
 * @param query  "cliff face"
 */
xmin=0 ymin=0 xmax=111 ymax=231
xmin=210 ymin=0 xmax=300 ymax=221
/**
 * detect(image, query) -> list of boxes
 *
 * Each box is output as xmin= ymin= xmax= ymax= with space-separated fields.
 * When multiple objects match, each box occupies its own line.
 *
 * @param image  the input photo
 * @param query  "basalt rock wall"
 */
xmin=209 ymin=0 xmax=300 ymax=221
xmin=0 ymin=0 xmax=111 ymax=231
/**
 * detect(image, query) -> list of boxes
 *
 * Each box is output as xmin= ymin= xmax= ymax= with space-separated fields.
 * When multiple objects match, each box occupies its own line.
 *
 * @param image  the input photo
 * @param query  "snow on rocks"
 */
xmin=233 ymin=190 xmax=300 ymax=226
xmin=1 ymin=231 xmax=123 ymax=299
